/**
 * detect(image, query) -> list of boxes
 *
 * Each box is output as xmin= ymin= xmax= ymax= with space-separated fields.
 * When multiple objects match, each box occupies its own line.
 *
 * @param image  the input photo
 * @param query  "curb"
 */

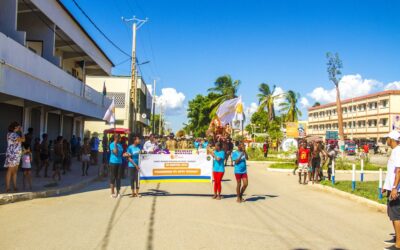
xmin=0 ymin=175 xmax=100 ymax=205
xmin=266 ymin=168 xmax=293 ymax=173
xmin=312 ymin=183 xmax=386 ymax=213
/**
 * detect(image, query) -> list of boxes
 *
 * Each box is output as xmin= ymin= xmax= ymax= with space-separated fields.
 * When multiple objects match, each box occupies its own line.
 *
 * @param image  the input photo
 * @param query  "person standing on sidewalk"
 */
xmin=125 ymin=136 xmax=141 ymax=198
xmin=21 ymin=144 xmax=32 ymax=190
xmin=4 ymin=122 xmax=25 ymax=192
xmin=90 ymin=134 xmax=100 ymax=165
xmin=81 ymin=138 xmax=91 ymax=176
xmin=209 ymin=142 xmax=225 ymax=200
xmin=109 ymin=135 xmax=123 ymax=198
xmin=232 ymin=142 xmax=248 ymax=203
xmin=33 ymin=138 xmax=41 ymax=177
xmin=52 ymin=136 xmax=64 ymax=182
xmin=383 ymin=130 xmax=400 ymax=250
xmin=40 ymin=134 xmax=49 ymax=178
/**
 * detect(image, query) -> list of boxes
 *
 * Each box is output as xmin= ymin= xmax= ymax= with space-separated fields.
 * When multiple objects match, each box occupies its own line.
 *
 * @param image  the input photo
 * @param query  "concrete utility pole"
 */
xmin=122 ymin=16 xmax=148 ymax=134
xmin=152 ymin=79 xmax=156 ymax=134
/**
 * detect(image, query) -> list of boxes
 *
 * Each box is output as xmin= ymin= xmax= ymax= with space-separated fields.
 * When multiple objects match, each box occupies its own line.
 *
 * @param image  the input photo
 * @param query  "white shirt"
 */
xmin=143 ymin=140 xmax=155 ymax=153
xmin=383 ymin=145 xmax=400 ymax=191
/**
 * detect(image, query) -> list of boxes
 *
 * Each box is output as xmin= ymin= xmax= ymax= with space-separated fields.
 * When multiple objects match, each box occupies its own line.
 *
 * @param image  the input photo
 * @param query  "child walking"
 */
xmin=210 ymin=142 xmax=225 ymax=200
xmin=232 ymin=142 xmax=249 ymax=203
xmin=22 ymin=144 xmax=33 ymax=190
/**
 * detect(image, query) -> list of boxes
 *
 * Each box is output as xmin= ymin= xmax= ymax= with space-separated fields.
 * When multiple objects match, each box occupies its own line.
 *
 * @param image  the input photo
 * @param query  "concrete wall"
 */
xmin=17 ymin=12 xmax=60 ymax=66
xmin=0 ymin=0 xmax=25 ymax=45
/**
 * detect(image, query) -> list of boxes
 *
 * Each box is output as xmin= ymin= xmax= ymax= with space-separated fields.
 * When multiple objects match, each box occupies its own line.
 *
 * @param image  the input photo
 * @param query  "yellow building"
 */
xmin=307 ymin=90 xmax=400 ymax=142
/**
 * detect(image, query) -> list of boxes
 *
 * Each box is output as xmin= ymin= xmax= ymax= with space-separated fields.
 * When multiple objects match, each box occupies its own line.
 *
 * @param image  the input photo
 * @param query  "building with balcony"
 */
xmin=0 ymin=0 xmax=113 ymax=157
xmin=307 ymin=90 xmax=400 ymax=142
xmin=84 ymin=75 xmax=152 ymax=137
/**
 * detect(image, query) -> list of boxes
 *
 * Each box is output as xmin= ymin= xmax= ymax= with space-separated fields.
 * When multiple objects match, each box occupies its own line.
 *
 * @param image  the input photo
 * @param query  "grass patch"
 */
xmin=269 ymin=162 xmax=296 ymax=169
xmin=320 ymin=180 xmax=386 ymax=204
xmin=247 ymin=147 xmax=294 ymax=162
xmin=333 ymin=158 xmax=384 ymax=171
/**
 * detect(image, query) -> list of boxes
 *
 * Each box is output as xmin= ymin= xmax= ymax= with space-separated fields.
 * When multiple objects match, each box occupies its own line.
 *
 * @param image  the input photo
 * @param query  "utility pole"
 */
xmin=152 ymin=79 xmax=156 ymax=135
xmin=122 ymin=16 xmax=148 ymax=135
xmin=158 ymin=104 xmax=163 ymax=136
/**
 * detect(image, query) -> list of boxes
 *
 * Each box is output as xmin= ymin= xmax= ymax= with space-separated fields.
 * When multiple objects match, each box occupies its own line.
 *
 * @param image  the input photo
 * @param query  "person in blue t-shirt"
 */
xmin=210 ymin=142 xmax=225 ymax=200
xmin=202 ymin=139 xmax=209 ymax=149
xmin=109 ymin=134 xmax=123 ymax=198
xmin=232 ymin=142 xmax=249 ymax=203
xmin=124 ymin=136 xmax=141 ymax=198
xmin=194 ymin=139 xmax=200 ymax=150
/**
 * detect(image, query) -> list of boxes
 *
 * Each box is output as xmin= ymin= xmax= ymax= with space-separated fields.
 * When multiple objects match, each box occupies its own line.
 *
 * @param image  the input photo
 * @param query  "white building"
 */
xmin=0 ymin=0 xmax=113 ymax=156
xmin=85 ymin=75 xmax=152 ymax=137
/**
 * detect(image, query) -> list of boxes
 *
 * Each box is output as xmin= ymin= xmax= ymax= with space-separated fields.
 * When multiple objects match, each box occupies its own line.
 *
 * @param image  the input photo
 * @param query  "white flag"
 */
xmin=216 ymin=97 xmax=241 ymax=126
xmin=103 ymin=97 xmax=115 ymax=124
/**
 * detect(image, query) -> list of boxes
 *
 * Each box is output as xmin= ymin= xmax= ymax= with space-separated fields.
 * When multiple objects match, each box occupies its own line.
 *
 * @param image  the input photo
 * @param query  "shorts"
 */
xmin=298 ymin=163 xmax=308 ymax=173
xmin=387 ymin=191 xmax=400 ymax=221
xmin=311 ymin=158 xmax=321 ymax=171
xmin=235 ymin=173 xmax=248 ymax=181
xmin=82 ymin=154 xmax=90 ymax=162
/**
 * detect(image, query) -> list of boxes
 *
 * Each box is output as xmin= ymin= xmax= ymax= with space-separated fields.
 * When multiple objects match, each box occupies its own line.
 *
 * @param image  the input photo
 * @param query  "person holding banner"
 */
xmin=109 ymin=135 xmax=123 ymax=198
xmin=124 ymin=136 xmax=141 ymax=198
xmin=210 ymin=142 xmax=225 ymax=200
xmin=232 ymin=142 xmax=249 ymax=203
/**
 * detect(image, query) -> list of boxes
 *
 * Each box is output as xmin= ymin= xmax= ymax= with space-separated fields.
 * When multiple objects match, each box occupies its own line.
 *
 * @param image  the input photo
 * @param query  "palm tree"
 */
xmin=279 ymin=90 xmax=302 ymax=122
xmin=326 ymin=52 xmax=344 ymax=141
xmin=207 ymin=75 xmax=241 ymax=117
xmin=257 ymin=83 xmax=280 ymax=121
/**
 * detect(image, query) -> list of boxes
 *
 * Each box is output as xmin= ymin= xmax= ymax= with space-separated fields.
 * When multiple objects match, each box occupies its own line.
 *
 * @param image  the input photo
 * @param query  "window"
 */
xmin=106 ymin=92 xmax=126 ymax=108
xmin=358 ymin=121 xmax=366 ymax=128
xmin=333 ymin=123 xmax=338 ymax=129
xmin=26 ymin=40 xmax=43 ymax=56
xmin=380 ymin=118 xmax=388 ymax=127
xmin=343 ymin=107 xmax=347 ymax=113
xmin=368 ymin=120 xmax=377 ymax=127
xmin=332 ymin=109 xmax=337 ymax=115
xmin=369 ymin=102 xmax=377 ymax=110
xmin=381 ymin=100 xmax=389 ymax=108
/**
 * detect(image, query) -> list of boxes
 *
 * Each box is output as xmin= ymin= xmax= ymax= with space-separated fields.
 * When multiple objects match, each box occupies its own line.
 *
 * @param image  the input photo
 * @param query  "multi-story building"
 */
xmin=84 ymin=75 xmax=152 ymax=137
xmin=307 ymin=90 xmax=400 ymax=142
xmin=0 ymin=0 xmax=113 ymax=158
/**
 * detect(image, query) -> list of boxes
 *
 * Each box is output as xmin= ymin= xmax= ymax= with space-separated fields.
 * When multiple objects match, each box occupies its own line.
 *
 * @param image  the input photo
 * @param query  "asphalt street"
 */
xmin=0 ymin=162 xmax=392 ymax=250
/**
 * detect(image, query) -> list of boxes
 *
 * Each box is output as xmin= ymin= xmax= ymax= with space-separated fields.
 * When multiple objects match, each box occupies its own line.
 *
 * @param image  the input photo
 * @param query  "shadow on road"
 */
xmin=245 ymin=194 xmax=279 ymax=202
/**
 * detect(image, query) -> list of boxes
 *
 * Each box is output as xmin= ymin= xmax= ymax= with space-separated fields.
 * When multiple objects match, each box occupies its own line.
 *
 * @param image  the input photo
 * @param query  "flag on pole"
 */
xmin=102 ymin=81 xmax=107 ymax=96
xmin=103 ymin=97 xmax=115 ymax=124
xmin=216 ymin=97 xmax=242 ymax=126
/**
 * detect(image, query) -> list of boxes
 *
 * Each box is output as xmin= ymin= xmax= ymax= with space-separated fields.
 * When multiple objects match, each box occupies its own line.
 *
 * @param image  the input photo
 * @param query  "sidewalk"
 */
xmin=0 ymin=157 xmax=102 ymax=205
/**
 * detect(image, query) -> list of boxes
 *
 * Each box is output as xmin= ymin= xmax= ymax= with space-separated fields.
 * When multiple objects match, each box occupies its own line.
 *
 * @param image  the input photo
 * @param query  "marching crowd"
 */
xmin=2 ymin=122 xmax=249 ymax=203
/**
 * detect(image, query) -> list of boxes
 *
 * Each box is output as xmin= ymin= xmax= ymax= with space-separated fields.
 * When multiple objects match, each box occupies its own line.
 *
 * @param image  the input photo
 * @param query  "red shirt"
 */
xmin=298 ymin=148 xmax=310 ymax=164
xmin=363 ymin=144 xmax=369 ymax=153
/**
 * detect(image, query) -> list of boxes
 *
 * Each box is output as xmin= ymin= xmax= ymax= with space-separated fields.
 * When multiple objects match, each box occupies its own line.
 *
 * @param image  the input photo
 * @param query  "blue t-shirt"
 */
xmin=232 ymin=150 xmax=247 ymax=174
xmin=109 ymin=142 xmax=123 ymax=164
xmin=213 ymin=150 xmax=225 ymax=172
xmin=202 ymin=142 xmax=209 ymax=148
xmin=194 ymin=141 xmax=200 ymax=149
xmin=91 ymin=137 xmax=100 ymax=151
xmin=127 ymin=144 xmax=140 ymax=168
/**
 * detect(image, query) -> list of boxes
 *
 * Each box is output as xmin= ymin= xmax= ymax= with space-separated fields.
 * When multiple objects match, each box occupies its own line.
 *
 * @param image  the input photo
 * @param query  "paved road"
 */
xmin=0 ymin=162 xmax=392 ymax=250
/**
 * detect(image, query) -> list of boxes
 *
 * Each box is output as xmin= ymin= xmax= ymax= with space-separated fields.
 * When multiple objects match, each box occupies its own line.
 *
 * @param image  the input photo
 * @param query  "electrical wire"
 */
xmin=71 ymin=0 xmax=132 ymax=59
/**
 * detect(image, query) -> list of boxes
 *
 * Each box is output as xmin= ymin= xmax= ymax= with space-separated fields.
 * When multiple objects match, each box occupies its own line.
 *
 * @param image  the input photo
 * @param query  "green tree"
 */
xmin=279 ymin=90 xmax=302 ymax=122
xmin=185 ymin=93 xmax=219 ymax=137
xmin=312 ymin=102 xmax=321 ymax=107
xmin=326 ymin=52 xmax=344 ymax=141
xmin=207 ymin=75 xmax=241 ymax=117
xmin=257 ymin=83 xmax=281 ymax=121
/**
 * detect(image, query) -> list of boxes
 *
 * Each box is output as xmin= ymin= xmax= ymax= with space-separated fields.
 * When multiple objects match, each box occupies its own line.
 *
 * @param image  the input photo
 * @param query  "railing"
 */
xmin=0 ymin=32 xmax=111 ymax=108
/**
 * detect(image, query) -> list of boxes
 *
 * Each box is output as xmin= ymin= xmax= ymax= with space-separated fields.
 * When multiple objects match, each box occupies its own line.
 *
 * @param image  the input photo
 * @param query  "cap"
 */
xmin=385 ymin=130 xmax=400 ymax=141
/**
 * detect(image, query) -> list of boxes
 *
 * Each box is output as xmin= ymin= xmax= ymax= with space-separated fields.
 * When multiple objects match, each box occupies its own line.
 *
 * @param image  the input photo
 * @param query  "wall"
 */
xmin=0 ymin=0 xmax=25 ymax=45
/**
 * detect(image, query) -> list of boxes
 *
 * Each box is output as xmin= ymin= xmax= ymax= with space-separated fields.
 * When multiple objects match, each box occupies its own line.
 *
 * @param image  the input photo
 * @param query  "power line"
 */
xmin=71 ymin=0 xmax=132 ymax=59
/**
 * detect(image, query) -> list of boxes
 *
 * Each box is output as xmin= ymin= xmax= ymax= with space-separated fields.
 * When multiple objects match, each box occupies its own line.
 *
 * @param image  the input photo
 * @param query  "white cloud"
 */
xmin=156 ymin=88 xmax=186 ymax=116
xmin=308 ymin=74 xmax=383 ymax=103
xmin=246 ymin=102 xmax=259 ymax=116
xmin=273 ymin=87 xmax=286 ymax=108
xmin=385 ymin=81 xmax=400 ymax=90
xmin=300 ymin=97 xmax=310 ymax=108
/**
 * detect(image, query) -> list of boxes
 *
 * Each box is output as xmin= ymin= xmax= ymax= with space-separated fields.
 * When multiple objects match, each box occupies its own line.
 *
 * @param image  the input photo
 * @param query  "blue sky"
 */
xmin=61 ymin=0 xmax=400 ymax=131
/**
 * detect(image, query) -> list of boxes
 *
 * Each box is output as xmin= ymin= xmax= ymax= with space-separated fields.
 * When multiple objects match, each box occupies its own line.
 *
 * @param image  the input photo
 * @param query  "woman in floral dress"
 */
xmin=4 ymin=122 xmax=25 ymax=192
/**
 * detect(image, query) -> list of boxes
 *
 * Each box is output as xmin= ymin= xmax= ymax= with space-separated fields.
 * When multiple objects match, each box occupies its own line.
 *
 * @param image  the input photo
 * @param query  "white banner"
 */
xmin=139 ymin=153 xmax=212 ymax=183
